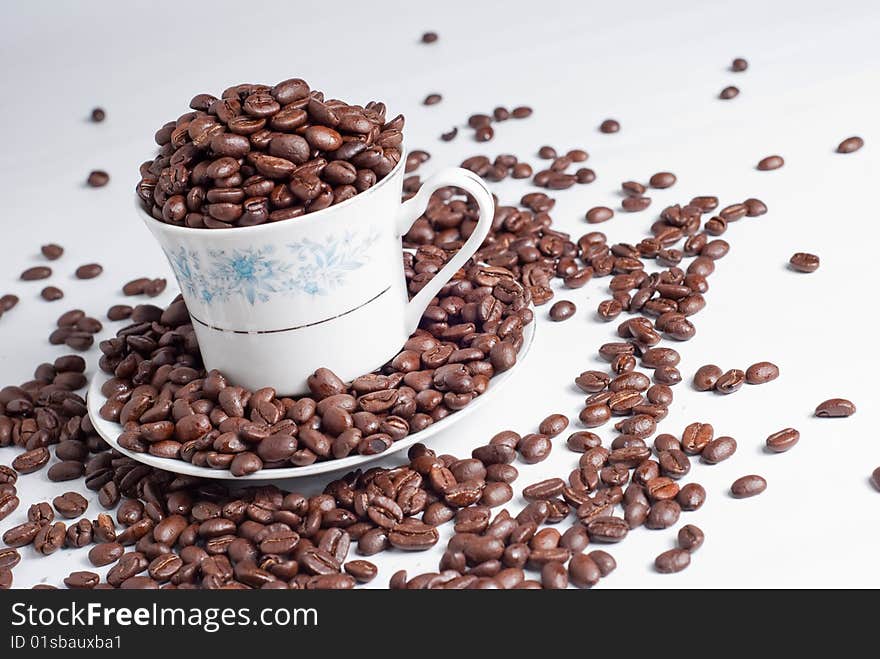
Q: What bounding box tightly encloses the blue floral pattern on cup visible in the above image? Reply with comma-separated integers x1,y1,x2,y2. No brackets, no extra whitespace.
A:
164,229,379,305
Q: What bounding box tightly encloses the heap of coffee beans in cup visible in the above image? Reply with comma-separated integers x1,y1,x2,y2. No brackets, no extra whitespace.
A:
137,78,404,228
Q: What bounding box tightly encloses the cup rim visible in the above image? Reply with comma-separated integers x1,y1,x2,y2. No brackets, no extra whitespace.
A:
137,147,407,236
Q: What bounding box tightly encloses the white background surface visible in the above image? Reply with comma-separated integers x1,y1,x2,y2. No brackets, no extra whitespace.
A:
1,0,878,589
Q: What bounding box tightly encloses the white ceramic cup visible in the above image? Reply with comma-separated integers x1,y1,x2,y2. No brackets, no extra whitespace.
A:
140,154,495,394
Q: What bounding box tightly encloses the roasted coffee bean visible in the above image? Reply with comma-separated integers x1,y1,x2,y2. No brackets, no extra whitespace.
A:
586,206,614,224
75,263,103,279
12,447,50,474
678,524,704,552
599,119,620,133
568,554,600,588
681,422,713,455
714,369,744,394
87,170,110,187
586,516,628,543
836,136,864,153
34,521,66,554
107,305,133,320
588,550,616,577
0,548,20,570
719,86,739,99
765,428,799,453
871,467,880,492
65,571,100,589
21,266,52,281
731,475,767,498
701,436,737,464
757,155,784,171
518,434,552,463
692,364,722,392
649,172,676,188
41,286,63,301
655,548,690,573
421,31,438,43
815,398,856,418
731,57,748,71
676,483,706,510
745,361,779,384
423,93,442,106
53,491,89,518
622,196,651,212
549,300,576,321
47,460,85,481
789,253,820,273
1,294,19,311
344,560,378,583
566,431,601,452
0,493,19,521
41,243,64,260
538,414,569,437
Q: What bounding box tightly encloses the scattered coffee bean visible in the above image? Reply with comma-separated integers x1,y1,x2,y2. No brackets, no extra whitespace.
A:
655,548,690,573
40,286,63,301
649,172,676,188
693,364,722,391
731,57,748,72
87,170,110,187
41,244,64,260
789,252,819,273
1,294,18,312
423,94,442,105
421,31,438,43
586,206,614,224
730,475,767,498
622,196,651,212
871,467,880,492
814,398,856,418
549,300,576,321
53,491,89,518
745,361,779,384
441,127,458,141
107,304,133,321
676,483,706,511
765,428,799,453
75,263,103,279
600,119,620,133
836,136,864,154
20,266,52,281
714,369,744,395
91,108,106,122
677,524,704,552
757,155,784,171
720,86,739,99
701,436,737,464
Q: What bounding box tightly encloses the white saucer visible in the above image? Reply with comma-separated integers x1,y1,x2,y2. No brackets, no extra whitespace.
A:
86,319,535,480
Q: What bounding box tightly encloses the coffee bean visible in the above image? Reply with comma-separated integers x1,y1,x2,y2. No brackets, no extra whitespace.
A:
693,364,722,391
678,524,704,552
421,31,438,43
568,553,600,588
0,492,19,521
714,369,744,395
719,86,739,99
47,460,85,481
600,119,620,133
836,136,864,153
65,571,100,589
87,170,110,187
766,428,799,453
549,300,576,321
40,286,63,301
518,434,552,464
745,361,779,385
872,467,880,492
511,106,533,118
586,206,614,224
619,195,653,215
34,521,66,555
586,516,628,543
538,414,569,438
757,155,784,171
655,548,690,573
789,252,819,273
107,304,133,320
731,57,748,71
676,483,706,511
91,107,106,122
815,398,856,417
649,172,676,188
731,474,767,498
587,550,616,576
344,560,378,583
700,436,737,464
646,500,680,529
576,168,595,183
75,263,103,279
41,243,64,260
681,422,713,454
423,94,442,106
12,447,50,474
20,266,52,281
53,491,89,518
0,548,20,570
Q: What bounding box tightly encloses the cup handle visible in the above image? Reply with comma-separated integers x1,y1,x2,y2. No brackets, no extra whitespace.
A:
396,167,495,334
